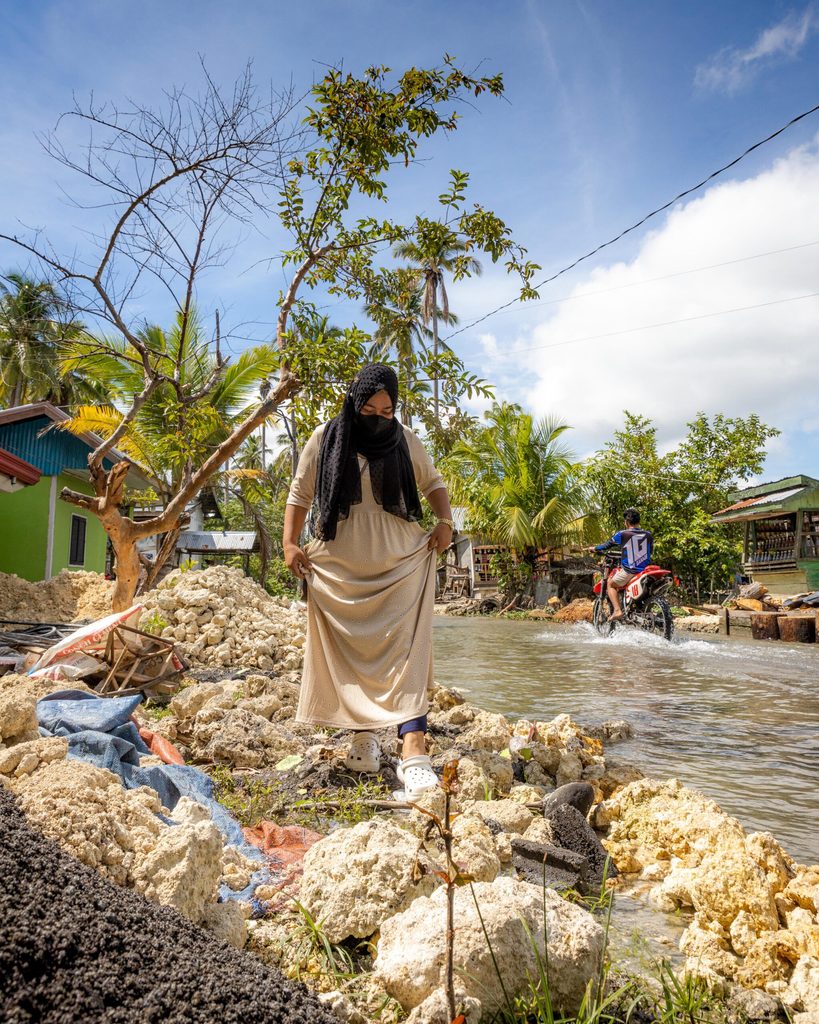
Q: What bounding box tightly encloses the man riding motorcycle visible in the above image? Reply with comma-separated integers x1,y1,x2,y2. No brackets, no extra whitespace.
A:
589,508,653,621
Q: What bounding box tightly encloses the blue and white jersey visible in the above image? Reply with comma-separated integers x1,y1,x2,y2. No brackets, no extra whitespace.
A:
596,528,654,572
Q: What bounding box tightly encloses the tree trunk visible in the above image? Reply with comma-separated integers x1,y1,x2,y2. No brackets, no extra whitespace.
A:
750,612,779,641
431,285,439,427
110,524,142,613
290,409,299,474
137,515,190,595
777,615,816,644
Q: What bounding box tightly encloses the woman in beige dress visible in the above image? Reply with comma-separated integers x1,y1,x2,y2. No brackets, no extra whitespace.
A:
283,364,454,799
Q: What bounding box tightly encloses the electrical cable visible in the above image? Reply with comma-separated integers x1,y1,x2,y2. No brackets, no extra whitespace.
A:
477,239,819,316
443,99,819,342
500,289,819,355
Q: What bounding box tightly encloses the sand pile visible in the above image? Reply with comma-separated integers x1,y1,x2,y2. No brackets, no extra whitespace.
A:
553,598,595,624
0,786,340,1024
0,569,114,624
140,566,305,671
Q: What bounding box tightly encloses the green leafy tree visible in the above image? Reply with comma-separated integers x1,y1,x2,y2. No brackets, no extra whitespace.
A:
444,402,587,550
61,309,278,588
2,60,539,609
583,411,780,599
365,267,457,426
0,273,103,407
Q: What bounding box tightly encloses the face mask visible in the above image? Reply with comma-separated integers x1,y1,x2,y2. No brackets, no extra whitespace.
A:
357,412,392,436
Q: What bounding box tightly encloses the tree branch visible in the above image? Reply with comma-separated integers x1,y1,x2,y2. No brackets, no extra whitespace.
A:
132,372,299,538
275,244,333,353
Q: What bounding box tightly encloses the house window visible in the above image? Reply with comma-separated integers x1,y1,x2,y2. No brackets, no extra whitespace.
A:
69,515,87,566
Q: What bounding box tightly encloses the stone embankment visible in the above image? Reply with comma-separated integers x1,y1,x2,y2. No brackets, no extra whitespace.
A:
596,779,819,1018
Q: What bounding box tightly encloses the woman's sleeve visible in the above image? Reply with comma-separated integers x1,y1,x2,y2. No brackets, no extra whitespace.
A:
405,429,446,497
286,426,323,509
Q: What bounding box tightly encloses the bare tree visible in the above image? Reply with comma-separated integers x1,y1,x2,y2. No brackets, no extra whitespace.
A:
1,65,302,609
2,60,542,612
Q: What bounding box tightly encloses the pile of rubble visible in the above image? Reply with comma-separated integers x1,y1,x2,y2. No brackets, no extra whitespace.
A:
597,778,819,1015
140,566,306,671
156,672,307,769
0,787,340,1024
0,674,254,948
0,569,114,624
6,646,819,1021
553,598,595,624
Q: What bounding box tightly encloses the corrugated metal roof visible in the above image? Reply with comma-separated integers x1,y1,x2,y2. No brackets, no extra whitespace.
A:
177,531,258,552
0,403,149,486
451,506,468,533
714,486,805,516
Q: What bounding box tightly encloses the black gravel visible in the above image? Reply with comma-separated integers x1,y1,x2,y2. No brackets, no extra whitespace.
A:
0,787,340,1024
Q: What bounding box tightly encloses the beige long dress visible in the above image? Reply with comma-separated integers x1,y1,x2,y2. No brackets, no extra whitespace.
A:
287,423,445,730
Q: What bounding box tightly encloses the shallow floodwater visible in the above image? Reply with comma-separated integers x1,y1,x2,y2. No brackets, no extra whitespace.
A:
433,618,819,865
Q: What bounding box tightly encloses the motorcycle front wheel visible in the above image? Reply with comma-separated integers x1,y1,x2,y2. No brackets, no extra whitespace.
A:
639,596,674,640
592,597,614,637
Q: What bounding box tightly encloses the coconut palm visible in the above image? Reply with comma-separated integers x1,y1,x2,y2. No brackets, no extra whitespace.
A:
0,273,103,407
366,268,457,425
393,222,481,423
61,310,278,491
58,309,279,586
444,402,586,550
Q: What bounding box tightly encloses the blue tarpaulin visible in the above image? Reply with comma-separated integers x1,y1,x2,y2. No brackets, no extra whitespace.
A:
36,689,268,903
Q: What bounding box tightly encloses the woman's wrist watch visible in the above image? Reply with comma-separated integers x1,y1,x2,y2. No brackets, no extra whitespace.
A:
436,517,455,530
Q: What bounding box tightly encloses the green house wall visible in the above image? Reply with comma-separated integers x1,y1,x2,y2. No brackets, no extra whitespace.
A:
0,473,107,581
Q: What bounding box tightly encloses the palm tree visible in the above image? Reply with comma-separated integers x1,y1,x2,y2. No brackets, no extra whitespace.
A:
444,402,587,551
0,273,102,407
59,309,279,586
366,268,458,426
393,222,481,424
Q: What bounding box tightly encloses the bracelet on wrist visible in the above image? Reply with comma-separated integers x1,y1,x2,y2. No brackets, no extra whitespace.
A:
436,517,455,530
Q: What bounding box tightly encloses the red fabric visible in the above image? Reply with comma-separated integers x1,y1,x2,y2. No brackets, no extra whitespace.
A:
243,822,325,908
137,726,185,766
243,822,324,865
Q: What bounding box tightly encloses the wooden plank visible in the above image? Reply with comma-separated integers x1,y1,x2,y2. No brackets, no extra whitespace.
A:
777,615,816,643
751,613,779,640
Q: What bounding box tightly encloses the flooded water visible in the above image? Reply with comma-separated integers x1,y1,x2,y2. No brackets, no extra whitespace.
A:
433,618,819,865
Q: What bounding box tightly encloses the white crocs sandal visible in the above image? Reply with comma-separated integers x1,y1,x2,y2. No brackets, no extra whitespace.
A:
396,755,439,800
344,731,381,773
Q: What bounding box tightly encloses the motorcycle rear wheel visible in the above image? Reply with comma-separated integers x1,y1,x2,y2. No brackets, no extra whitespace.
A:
592,597,614,637
639,596,674,640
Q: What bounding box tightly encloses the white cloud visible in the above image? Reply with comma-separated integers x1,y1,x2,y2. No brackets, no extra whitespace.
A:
696,8,816,93
470,137,819,462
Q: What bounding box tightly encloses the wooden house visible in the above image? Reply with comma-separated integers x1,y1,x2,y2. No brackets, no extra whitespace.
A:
0,402,149,581
711,475,819,595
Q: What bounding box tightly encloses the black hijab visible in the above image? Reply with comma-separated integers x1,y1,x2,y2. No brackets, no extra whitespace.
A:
315,364,423,541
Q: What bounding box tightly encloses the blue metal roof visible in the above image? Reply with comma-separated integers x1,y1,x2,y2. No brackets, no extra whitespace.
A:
0,416,113,477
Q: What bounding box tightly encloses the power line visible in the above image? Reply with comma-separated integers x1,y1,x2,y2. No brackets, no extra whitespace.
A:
444,99,819,342
477,239,819,317
506,290,819,354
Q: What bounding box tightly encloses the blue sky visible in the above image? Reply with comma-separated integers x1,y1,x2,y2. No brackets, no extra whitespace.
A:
1,1,819,481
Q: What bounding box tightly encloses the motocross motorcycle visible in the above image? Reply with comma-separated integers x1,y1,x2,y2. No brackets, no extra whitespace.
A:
592,552,674,640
